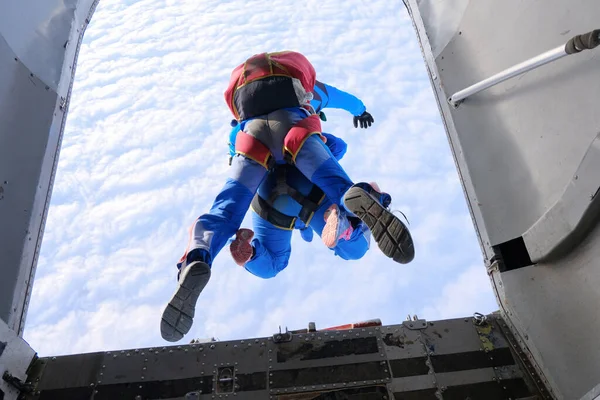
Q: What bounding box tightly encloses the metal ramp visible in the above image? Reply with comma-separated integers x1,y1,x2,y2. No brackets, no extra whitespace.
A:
7,314,545,399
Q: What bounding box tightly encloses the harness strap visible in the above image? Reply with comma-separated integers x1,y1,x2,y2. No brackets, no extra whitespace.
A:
297,185,325,225
251,194,296,230
283,114,323,164
252,168,325,230
235,130,274,169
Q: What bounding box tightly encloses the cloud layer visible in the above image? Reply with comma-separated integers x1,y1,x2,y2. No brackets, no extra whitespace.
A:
24,0,498,356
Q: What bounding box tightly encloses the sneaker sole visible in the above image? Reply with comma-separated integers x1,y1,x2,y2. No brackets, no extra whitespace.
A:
343,187,415,264
160,261,211,342
322,206,341,248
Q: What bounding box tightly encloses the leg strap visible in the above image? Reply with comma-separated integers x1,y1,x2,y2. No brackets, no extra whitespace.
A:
283,114,323,164
235,130,274,169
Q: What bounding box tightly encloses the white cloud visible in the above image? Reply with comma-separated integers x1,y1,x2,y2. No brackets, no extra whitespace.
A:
419,264,499,320
23,0,498,356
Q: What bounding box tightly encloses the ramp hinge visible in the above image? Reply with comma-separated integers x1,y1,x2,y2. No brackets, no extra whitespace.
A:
3,371,33,394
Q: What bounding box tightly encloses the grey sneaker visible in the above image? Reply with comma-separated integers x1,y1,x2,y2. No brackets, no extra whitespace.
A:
343,184,414,264
160,259,211,342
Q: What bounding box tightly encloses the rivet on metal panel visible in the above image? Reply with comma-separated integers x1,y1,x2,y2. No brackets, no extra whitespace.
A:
97,380,102,384
380,354,384,357
143,367,147,371
102,365,106,369
113,355,117,358
149,348,153,351
100,372,104,376
144,359,148,362
90,383,95,387
185,349,188,352
141,352,145,356
141,376,145,380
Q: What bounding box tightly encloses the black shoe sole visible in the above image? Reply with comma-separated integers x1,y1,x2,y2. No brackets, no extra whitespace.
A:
343,186,415,264
160,261,211,342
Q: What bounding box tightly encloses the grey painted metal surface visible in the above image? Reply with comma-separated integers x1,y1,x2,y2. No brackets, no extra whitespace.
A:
406,0,600,398
523,132,600,263
448,29,600,107
0,318,36,400
0,0,98,334
23,315,543,399
581,384,600,400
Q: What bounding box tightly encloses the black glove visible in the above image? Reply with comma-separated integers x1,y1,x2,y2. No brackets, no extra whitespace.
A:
353,111,374,129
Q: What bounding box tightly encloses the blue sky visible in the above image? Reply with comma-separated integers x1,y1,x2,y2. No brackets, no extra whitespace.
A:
23,0,498,356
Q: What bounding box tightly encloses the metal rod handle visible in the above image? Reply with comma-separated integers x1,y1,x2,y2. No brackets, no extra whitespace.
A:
448,29,600,107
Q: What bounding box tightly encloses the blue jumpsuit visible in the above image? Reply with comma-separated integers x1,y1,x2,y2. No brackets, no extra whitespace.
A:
227,82,372,278
178,82,366,271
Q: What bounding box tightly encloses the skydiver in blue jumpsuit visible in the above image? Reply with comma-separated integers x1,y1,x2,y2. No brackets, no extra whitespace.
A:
160,52,414,343
226,81,389,278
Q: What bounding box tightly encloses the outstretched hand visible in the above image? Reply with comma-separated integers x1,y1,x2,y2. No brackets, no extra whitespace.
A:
353,111,374,129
